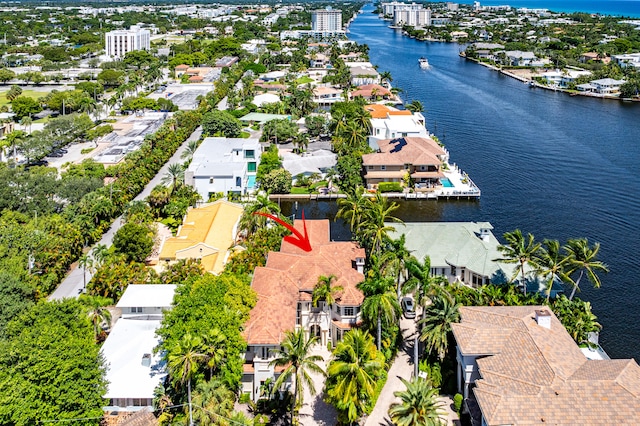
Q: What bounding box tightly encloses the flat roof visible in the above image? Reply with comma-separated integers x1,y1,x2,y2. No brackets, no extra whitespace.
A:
116,284,177,309
101,319,166,399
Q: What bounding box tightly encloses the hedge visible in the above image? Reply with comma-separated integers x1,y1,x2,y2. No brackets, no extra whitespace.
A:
377,182,403,193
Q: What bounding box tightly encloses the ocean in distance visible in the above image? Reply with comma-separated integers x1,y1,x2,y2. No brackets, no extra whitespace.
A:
462,0,640,18
285,3,640,361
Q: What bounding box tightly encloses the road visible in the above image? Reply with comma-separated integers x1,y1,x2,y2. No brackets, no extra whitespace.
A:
48,126,203,300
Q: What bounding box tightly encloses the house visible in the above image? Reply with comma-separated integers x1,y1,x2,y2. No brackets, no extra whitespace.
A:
613,52,640,70
102,284,177,412
451,305,640,425
174,64,189,76
366,105,428,142
362,137,447,190
312,86,344,107
503,50,539,66
306,52,329,68
580,52,610,64
185,137,261,200
590,78,626,95
351,84,391,101
281,149,337,178
241,220,365,401
252,93,281,107
215,56,239,68
260,70,286,82
348,65,380,86
157,200,243,274
388,222,518,287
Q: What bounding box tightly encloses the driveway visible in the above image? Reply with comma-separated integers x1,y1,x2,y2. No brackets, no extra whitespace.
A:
298,345,337,426
48,126,203,300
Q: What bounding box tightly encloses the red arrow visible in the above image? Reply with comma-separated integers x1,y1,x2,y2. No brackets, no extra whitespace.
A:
253,210,312,252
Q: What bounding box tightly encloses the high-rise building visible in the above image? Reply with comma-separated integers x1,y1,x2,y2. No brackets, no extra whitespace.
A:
105,25,151,59
311,7,342,32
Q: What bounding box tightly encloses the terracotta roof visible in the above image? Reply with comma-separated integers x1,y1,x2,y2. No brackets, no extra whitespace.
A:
351,84,391,98
362,137,445,167
453,306,640,425
188,75,203,82
243,219,365,345
175,64,189,70
364,104,394,119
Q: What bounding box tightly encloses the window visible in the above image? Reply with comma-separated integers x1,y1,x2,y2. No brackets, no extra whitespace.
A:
451,265,456,276
368,165,374,170
380,165,386,171
261,347,270,358
244,150,255,159
248,162,256,172
209,177,214,184
420,165,426,171
130,307,142,313
336,305,341,315
343,307,355,316
236,176,242,187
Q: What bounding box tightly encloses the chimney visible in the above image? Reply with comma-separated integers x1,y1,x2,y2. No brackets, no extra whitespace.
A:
479,227,491,242
535,309,551,329
355,257,365,274
141,353,151,367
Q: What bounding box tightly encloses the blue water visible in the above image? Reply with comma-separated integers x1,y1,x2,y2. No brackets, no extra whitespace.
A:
441,178,454,188
464,0,640,17
282,4,640,360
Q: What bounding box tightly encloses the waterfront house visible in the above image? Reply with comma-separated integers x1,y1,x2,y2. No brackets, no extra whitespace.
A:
157,200,243,275
312,85,344,107
185,137,261,200
589,78,626,95
504,50,543,67
241,220,365,401
451,305,640,425
102,284,177,412
351,84,391,101
613,52,640,70
580,52,610,64
366,104,428,143
347,65,381,86
362,137,447,190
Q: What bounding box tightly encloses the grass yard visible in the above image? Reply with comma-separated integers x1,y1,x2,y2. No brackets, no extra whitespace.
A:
296,76,314,85
0,89,49,108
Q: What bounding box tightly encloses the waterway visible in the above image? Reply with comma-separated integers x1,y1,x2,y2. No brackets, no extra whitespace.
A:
285,4,640,360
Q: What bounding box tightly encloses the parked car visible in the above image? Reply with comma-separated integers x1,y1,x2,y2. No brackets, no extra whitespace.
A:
48,151,63,157
401,296,416,319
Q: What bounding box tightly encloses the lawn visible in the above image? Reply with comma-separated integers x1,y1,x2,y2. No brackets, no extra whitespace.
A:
296,76,314,85
0,89,49,108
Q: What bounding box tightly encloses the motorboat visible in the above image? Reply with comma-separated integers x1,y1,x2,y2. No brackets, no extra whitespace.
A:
419,57,430,69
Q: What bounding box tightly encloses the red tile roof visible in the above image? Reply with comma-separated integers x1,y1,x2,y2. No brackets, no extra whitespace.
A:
243,220,365,345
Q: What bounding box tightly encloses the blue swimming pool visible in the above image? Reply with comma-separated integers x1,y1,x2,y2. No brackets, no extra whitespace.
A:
247,175,256,188
440,178,454,188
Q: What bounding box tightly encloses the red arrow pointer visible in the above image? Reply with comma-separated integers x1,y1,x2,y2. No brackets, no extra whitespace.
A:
253,210,312,252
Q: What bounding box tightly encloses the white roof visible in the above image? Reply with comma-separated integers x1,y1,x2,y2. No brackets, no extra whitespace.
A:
252,93,280,107
101,319,166,399
116,284,177,309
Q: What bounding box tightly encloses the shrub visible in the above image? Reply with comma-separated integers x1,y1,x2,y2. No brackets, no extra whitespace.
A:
453,393,463,415
377,182,402,193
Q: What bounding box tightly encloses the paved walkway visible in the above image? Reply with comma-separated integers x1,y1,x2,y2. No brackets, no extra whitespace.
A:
364,316,458,426
48,126,203,300
298,345,337,426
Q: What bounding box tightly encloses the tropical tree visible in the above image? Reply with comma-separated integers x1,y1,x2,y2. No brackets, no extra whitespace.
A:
238,193,281,237
202,328,227,379
361,192,403,255
161,163,185,193
381,234,415,294
389,377,445,426
325,329,385,424
79,294,113,342
404,256,448,316
270,328,325,424
336,185,367,232
534,239,573,303
167,333,206,426
495,229,541,295
191,379,235,426
564,238,609,300
406,100,424,113
180,139,201,162
78,253,94,290
379,70,393,86
419,292,461,361
359,277,402,351
312,274,343,308
91,243,110,268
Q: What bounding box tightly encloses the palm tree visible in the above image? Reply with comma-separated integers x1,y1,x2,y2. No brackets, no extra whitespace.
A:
380,234,415,295
78,253,94,290
564,238,609,300
80,295,113,341
180,139,201,162
359,277,402,351
325,329,385,424
202,328,226,379
406,100,424,113
389,377,445,426
312,274,343,308
161,163,185,193
495,229,541,295
19,116,32,134
379,70,393,86
167,333,206,426
419,292,461,361
336,185,367,233
404,256,448,317
270,328,325,424
361,192,403,255
238,194,281,237
191,379,235,426
534,239,573,303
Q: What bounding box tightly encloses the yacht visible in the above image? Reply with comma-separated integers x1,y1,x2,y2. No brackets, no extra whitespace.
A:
419,57,430,69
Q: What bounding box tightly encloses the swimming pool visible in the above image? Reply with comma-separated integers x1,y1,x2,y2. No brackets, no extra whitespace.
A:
247,175,256,188
440,178,454,188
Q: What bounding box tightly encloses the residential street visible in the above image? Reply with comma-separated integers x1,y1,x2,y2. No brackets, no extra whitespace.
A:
48,126,203,300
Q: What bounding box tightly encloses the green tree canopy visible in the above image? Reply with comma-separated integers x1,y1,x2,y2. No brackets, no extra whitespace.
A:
112,222,155,263
202,110,242,137
11,95,42,120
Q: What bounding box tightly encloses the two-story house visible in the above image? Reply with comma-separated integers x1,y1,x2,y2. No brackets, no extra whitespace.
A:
451,306,640,425
241,220,365,401
102,284,177,412
366,105,428,143
362,137,448,190
185,137,261,200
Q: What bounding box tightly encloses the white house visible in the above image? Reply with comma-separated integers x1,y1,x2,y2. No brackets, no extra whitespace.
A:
369,111,428,143
347,64,381,86
504,50,540,67
613,52,640,69
590,77,626,95
241,220,365,402
102,284,177,412
185,137,261,200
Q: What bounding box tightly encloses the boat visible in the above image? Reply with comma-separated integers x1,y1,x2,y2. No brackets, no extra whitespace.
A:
419,57,430,69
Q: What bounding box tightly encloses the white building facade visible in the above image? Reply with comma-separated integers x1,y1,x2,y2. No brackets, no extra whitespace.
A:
311,8,342,32
105,25,150,59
